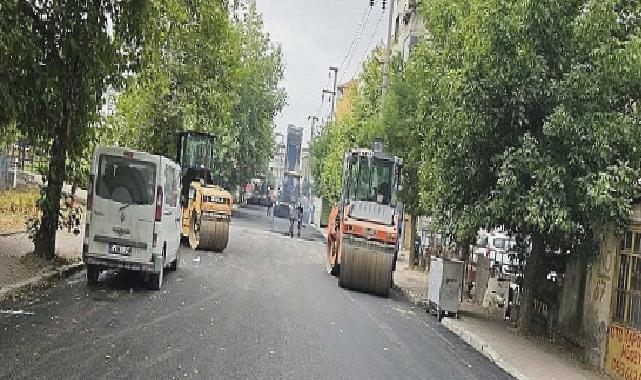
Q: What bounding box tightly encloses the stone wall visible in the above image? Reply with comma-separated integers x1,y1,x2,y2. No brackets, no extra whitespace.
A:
556,204,641,371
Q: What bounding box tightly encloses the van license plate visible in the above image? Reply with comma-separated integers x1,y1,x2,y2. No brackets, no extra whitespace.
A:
109,244,132,255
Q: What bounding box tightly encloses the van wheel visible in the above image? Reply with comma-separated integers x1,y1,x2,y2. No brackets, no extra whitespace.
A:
169,248,180,271
148,266,163,290
87,264,100,285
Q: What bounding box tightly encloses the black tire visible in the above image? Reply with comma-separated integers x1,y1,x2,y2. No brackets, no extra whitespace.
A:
86,264,100,285
148,249,165,290
148,266,163,290
189,211,200,250
169,247,180,271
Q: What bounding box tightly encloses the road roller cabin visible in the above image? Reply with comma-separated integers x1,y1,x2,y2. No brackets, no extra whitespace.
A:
83,146,182,290
176,131,233,252
326,142,403,297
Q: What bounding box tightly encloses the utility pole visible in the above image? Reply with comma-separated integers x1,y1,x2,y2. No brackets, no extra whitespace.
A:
322,66,339,123
329,66,339,120
322,89,335,122
307,115,319,142
381,0,395,98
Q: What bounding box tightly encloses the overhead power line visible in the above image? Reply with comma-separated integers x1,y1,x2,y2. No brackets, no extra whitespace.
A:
347,7,385,81
337,2,373,72
340,5,373,83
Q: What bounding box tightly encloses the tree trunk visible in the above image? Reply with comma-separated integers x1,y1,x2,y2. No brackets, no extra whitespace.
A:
459,239,471,298
408,213,418,269
517,232,546,331
34,115,71,260
459,239,471,261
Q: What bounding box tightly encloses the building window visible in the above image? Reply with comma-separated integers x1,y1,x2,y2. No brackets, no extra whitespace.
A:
614,229,641,329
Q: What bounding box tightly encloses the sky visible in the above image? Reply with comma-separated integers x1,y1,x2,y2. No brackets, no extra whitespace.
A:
255,0,388,146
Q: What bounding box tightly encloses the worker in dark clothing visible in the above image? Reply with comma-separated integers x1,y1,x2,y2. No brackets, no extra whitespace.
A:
296,203,304,238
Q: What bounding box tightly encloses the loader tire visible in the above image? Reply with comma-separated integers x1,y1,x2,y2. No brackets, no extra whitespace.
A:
338,244,393,297
327,238,339,276
189,212,200,250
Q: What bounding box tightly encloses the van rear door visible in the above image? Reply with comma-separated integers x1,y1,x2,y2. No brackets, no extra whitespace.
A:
88,151,158,262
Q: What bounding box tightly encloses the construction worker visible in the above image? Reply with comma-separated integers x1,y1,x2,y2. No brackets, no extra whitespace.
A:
288,203,296,238
296,202,304,237
267,186,274,216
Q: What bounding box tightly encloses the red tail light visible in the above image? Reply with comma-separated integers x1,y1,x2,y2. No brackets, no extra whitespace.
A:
87,175,94,211
155,186,163,222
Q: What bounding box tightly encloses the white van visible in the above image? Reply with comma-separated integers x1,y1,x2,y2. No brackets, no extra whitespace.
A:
82,146,182,290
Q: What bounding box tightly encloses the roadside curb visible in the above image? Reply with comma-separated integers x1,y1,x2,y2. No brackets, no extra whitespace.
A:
0,262,85,302
312,225,327,240
0,231,26,238
440,317,529,380
391,281,427,308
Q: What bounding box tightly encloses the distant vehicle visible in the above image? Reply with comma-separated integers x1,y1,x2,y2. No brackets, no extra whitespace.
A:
274,126,304,218
83,146,182,290
246,176,269,206
274,171,301,218
473,231,519,271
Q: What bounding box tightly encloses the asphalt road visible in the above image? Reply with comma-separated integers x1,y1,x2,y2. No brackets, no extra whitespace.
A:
0,205,512,380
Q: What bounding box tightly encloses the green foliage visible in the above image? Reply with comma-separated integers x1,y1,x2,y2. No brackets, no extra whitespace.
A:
309,50,386,203
104,0,239,157
0,0,147,258
228,1,286,187
312,0,641,254
105,0,284,188
413,0,641,248
310,120,350,202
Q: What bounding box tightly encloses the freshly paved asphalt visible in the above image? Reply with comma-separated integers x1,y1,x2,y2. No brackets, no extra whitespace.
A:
0,205,512,380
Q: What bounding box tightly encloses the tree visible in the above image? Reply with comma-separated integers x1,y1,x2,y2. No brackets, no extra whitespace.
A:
414,0,641,329
382,56,429,266
0,1,146,259
107,0,284,189
309,51,385,203
105,0,241,160
227,0,286,188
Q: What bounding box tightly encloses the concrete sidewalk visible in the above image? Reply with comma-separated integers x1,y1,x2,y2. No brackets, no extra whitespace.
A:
392,250,428,305
443,302,608,380
392,263,609,380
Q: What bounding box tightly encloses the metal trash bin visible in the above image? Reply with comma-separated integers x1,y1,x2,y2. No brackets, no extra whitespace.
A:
427,257,465,321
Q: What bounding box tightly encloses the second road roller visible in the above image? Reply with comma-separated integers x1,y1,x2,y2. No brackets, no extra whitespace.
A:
326,139,403,297
176,131,233,252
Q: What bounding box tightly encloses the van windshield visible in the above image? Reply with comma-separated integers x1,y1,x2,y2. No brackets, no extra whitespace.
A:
96,155,156,205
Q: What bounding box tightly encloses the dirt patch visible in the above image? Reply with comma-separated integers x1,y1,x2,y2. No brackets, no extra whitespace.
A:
0,253,54,288
0,228,83,289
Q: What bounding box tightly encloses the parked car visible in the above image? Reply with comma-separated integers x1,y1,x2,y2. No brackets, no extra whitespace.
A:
83,146,182,290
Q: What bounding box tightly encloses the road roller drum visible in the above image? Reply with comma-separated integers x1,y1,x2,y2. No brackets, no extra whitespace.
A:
189,216,229,252
338,240,394,297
